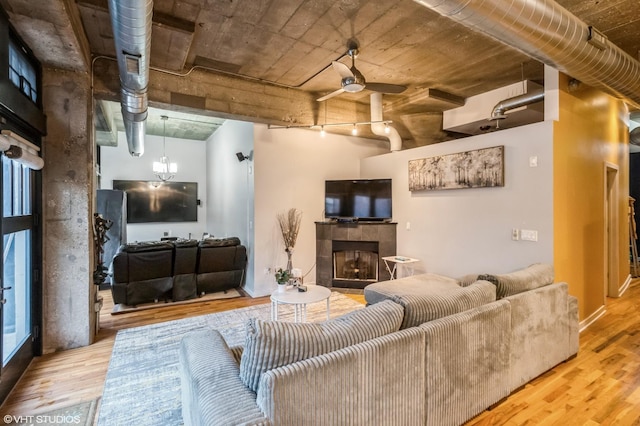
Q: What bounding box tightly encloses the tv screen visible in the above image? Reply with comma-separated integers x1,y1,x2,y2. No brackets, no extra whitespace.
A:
113,180,198,223
325,179,392,221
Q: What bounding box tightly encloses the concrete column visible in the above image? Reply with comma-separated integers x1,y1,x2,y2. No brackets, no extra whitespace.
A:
41,68,95,352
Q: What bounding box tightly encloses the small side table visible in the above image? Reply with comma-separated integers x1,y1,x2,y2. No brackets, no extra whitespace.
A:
382,256,420,280
270,284,331,322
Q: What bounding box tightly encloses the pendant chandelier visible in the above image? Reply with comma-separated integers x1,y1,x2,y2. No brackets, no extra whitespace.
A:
152,115,177,181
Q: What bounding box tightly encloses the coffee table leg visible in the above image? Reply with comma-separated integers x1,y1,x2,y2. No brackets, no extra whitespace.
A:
272,300,278,321
303,304,307,322
326,298,330,320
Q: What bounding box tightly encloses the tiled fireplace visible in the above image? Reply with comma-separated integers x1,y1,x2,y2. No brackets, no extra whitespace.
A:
316,222,397,289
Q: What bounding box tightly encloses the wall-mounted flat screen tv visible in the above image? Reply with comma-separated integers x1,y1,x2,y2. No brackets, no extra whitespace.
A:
113,180,198,223
325,179,392,221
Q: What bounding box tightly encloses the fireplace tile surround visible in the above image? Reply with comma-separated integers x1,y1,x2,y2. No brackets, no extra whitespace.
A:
316,222,397,289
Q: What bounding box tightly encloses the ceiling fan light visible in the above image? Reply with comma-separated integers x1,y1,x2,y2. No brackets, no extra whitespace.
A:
342,76,365,93
352,124,358,135
320,126,326,137
344,83,365,92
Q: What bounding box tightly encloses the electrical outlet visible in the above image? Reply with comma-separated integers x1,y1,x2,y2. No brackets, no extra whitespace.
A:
529,156,538,167
512,228,519,240
521,229,538,241
406,221,411,230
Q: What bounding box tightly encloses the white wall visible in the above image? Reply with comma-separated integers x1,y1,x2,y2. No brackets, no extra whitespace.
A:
101,119,554,293
251,124,390,296
99,131,208,242
360,121,554,277
206,119,255,288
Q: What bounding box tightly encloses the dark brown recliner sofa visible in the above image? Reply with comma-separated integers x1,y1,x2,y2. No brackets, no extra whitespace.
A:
110,237,247,306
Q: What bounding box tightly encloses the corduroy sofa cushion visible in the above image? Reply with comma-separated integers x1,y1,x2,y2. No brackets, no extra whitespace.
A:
239,299,404,392
479,263,554,299
179,329,269,426
364,273,497,329
457,274,480,287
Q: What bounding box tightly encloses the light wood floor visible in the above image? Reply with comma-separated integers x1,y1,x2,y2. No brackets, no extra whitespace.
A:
0,283,639,425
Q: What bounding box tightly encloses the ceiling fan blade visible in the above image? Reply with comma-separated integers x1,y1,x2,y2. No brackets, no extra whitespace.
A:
317,88,345,102
332,61,354,79
365,82,407,94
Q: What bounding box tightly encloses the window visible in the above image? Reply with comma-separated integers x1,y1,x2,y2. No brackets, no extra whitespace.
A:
2,156,31,217
2,230,31,365
8,40,38,104
1,154,34,364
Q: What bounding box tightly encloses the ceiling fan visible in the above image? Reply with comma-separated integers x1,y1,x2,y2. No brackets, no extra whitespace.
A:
316,42,407,102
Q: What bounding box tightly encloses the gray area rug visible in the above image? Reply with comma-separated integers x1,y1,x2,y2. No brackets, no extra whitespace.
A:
97,292,363,426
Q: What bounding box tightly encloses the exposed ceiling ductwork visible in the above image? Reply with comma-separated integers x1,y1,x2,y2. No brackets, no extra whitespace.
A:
490,87,545,122
370,93,402,152
631,127,640,146
107,0,153,157
414,0,640,109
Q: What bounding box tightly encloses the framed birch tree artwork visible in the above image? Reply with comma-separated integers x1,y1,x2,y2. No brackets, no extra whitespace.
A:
408,146,504,191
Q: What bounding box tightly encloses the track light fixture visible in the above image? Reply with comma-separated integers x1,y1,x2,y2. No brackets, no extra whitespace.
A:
267,120,392,135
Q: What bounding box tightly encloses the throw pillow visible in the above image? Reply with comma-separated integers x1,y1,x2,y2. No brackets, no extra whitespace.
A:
239,299,404,392
482,263,555,299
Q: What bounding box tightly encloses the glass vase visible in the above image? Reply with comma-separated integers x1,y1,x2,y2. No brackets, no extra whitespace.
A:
286,248,293,273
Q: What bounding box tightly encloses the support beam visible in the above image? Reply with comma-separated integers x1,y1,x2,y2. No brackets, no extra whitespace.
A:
92,58,382,139
42,68,95,352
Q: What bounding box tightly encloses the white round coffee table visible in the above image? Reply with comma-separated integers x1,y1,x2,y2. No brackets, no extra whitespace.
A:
270,284,331,323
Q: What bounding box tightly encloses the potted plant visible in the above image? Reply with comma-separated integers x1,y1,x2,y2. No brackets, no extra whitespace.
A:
275,268,291,292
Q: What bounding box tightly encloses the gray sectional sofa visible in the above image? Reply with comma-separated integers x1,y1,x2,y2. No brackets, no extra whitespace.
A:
179,263,579,426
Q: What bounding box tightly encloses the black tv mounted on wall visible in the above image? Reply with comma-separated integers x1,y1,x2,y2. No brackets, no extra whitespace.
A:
325,178,392,222
113,180,198,223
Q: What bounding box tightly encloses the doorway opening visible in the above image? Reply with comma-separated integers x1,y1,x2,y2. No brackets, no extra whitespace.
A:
604,162,620,299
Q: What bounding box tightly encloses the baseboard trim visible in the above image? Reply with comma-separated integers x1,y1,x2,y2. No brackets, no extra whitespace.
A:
579,305,606,333
618,274,632,296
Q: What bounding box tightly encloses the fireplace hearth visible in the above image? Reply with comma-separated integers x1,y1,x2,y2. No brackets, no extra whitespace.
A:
316,222,397,289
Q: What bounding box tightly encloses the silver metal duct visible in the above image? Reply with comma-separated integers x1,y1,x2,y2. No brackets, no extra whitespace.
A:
370,93,402,151
631,127,640,146
414,0,640,109
490,87,545,121
107,0,153,157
